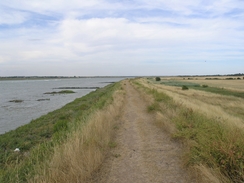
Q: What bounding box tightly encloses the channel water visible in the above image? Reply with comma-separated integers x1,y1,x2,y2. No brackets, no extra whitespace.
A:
0,77,124,134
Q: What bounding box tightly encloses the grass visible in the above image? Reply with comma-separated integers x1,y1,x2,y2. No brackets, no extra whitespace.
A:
36,89,125,182
159,80,244,99
191,86,244,99
182,85,189,90
108,141,117,148
135,78,244,183
0,82,123,183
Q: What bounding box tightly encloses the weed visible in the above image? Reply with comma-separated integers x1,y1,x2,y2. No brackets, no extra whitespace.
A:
113,125,119,130
182,85,189,90
202,85,208,88
109,141,117,148
147,102,160,112
113,154,121,158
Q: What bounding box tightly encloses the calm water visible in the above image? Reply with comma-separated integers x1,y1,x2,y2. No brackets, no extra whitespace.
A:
0,77,124,134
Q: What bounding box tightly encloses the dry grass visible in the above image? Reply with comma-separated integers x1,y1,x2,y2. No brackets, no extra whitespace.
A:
194,165,231,183
158,76,244,91
141,79,244,129
30,90,125,183
136,78,244,183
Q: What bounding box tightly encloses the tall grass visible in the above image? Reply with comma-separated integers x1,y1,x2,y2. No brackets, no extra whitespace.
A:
0,82,124,183
134,79,244,183
33,89,125,182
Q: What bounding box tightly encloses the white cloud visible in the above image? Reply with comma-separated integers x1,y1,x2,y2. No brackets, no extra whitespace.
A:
0,1,243,76
0,8,29,25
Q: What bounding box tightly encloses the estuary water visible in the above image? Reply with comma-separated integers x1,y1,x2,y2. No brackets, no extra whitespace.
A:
0,77,124,134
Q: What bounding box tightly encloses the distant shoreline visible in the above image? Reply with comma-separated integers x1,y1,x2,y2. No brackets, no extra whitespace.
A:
0,76,132,81
0,73,243,81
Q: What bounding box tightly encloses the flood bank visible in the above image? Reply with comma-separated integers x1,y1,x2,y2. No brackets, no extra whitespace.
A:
0,81,123,183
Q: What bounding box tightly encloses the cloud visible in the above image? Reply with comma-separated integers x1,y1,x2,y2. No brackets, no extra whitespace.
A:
0,0,243,76
0,7,29,25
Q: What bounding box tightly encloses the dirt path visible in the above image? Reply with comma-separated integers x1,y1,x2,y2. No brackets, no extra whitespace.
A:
90,80,196,183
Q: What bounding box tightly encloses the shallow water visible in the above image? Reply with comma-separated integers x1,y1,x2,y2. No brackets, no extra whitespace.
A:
0,77,124,134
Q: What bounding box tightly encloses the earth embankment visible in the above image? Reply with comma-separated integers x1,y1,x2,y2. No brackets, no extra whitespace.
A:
90,80,196,183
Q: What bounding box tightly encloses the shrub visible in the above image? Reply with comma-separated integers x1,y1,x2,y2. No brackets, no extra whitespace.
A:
182,85,189,90
155,77,161,81
202,85,208,88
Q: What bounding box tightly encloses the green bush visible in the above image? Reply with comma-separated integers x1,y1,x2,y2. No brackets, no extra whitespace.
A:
182,85,189,90
155,77,161,81
202,85,208,88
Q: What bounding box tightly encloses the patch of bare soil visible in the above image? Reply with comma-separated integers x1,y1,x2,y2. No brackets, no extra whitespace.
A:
89,80,196,183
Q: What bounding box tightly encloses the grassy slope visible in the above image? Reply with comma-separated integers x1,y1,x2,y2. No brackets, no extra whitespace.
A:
135,78,244,183
0,82,122,182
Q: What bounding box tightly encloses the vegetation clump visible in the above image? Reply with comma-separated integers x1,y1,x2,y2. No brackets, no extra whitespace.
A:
44,90,75,94
9,100,23,103
155,77,161,81
182,85,189,90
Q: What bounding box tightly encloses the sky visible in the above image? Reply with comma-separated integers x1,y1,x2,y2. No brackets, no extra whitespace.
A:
0,0,243,76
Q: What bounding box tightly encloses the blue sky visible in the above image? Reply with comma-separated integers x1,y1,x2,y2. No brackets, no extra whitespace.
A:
0,0,243,76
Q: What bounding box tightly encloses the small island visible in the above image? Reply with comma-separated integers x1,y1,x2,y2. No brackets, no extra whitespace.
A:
44,90,75,94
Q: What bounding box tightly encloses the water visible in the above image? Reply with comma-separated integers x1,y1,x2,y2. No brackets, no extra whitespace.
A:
0,77,124,134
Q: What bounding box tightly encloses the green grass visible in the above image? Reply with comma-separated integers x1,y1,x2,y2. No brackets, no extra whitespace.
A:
160,80,200,87
191,86,244,99
173,107,244,182
0,82,121,183
158,80,244,99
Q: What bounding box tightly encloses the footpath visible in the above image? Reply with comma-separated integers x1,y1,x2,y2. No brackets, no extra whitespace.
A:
90,80,196,183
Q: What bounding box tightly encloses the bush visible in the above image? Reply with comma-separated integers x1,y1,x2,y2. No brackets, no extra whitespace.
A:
202,85,208,88
182,85,189,90
155,77,161,81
